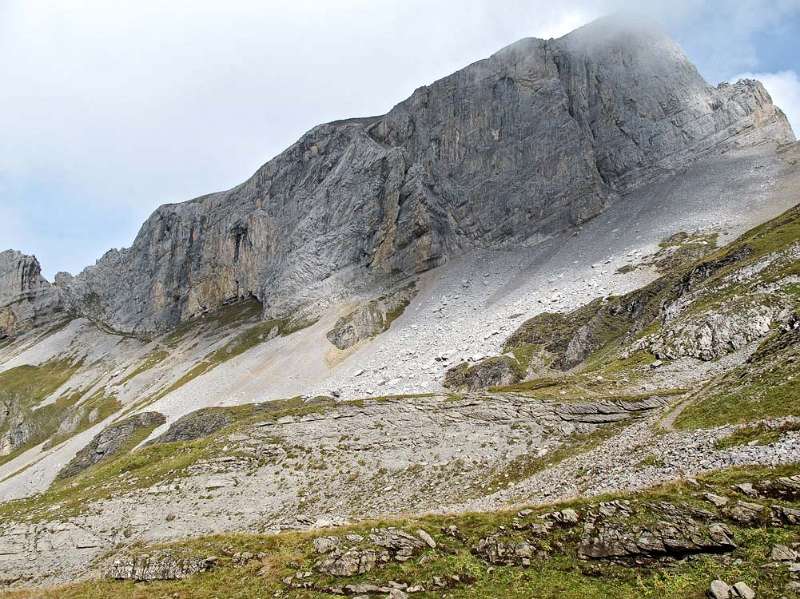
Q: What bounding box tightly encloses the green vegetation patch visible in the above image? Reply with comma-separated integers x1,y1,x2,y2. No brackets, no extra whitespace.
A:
0,358,88,466
675,323,800,429
715,421,800,450
650,231,719,273
120,349,170,384
490,370,685,403
475,423,625,496
0,358,81,404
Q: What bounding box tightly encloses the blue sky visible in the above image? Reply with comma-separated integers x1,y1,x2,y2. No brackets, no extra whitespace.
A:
1,0,799,279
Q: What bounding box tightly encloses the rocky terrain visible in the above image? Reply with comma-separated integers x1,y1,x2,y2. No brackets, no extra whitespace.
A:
0,16,799,599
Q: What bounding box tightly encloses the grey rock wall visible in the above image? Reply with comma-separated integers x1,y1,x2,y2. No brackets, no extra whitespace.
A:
0,250,62,338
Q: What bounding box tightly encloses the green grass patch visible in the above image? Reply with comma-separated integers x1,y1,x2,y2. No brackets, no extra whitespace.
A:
676,377,800,430
714,421,800,450
491,372,685,403
478,423,625,494
637,454,666,468
0,358,81,404
0,358,85,466
120,349,170,384
675,333,800,430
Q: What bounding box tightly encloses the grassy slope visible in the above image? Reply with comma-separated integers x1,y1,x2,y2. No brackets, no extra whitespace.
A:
0,397,336,524
501,204,800,429
4,465,799,599
0,358,92,467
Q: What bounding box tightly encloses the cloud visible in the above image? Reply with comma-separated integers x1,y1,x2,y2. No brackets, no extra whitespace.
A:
734,70,800,138
0,0,798,277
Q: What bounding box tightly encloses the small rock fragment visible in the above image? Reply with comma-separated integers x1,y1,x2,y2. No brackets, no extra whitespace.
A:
770,544,797,561
708,579,731,599
703,493,729,507
313,536,341,555
731,581,755,599
416,529,436,549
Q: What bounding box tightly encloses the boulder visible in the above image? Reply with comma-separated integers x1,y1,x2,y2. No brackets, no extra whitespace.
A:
313,527,427,577
443,356,523,391
578,503,735,561
708,579,731,599
755,475,800,500
327,284,416,350
107,552,211,581
726,501,769,525
416,529,436,549
313,536,342,555
771,504,800,525
731,581,755,599
149,408,233,444
770,544,797,561
473,533,536,566
315,548,378,577
703,493,729,508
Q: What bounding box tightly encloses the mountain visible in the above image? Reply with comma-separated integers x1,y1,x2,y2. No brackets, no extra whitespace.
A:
0,17,799,597
3,18,791,336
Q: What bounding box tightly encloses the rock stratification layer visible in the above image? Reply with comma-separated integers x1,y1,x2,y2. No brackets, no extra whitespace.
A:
11,18,797,334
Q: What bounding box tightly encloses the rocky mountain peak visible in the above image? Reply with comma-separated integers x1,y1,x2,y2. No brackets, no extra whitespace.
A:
0,250,62,338
5,19,796,336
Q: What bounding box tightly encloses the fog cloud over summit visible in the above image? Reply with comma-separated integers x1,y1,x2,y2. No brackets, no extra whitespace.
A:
1,0,798,277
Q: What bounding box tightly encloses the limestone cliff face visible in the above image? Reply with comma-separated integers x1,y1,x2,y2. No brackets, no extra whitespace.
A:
0,251,62,338
47,19,797,333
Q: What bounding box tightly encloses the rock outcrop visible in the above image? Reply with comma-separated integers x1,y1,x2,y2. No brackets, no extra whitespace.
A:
327,283,416,350
648,299,792,360
148,408,233,445
57,412,166,479
0,251,63,338
576,502,736,561
47,17,793,334
443,356,524,391
107,552,213,581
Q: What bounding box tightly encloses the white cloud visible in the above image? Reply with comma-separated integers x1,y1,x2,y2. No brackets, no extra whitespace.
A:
734,70,800,138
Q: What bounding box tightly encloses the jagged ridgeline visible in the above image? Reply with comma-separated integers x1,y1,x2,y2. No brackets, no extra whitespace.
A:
0,16,799,598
